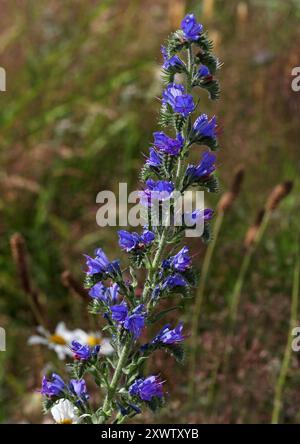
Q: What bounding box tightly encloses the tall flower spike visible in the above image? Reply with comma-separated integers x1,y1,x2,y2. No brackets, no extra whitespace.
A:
40,12,221,424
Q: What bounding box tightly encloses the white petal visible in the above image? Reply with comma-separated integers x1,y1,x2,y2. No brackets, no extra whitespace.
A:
100,339,114,355
49,344,71,360
28,336,48,345
55,322,71,338
51,399,78,424
36,326,49,337
71,329,89,343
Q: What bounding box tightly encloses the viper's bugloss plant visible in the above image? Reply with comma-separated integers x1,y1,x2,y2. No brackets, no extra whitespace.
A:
40,13,221,424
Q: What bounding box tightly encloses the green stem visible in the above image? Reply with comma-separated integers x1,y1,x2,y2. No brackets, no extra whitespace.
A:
229,248,252,324
271,244,299,424
97,340,131,424
186,46,193,93
188,210,224,401
142,228,168,303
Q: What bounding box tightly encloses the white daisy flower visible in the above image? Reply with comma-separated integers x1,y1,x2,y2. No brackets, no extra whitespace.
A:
28,322,73,360
72,329,114,356
51,399,79,424
28,323,114,359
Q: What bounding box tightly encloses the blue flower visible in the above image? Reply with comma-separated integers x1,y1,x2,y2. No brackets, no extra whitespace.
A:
153,131,184,156
124,305,145,339
69,379,89,401
111,302,128,323
141,229,155,245
169,246,192,272
146,148,162,168
192,114,217,139
84,248,120,277
162,82,184,105
161,45,184,71
174,95,195,117
162,83,195,117
163,274,187,290
107,283,120,304
184,208,214,226
118,231,140,252
181,14,203,41
198,64,211,78
111,303,146,339
139,180,174,207
129,376,164,401
88,282,119,304
145,179,175,194
186,151,216,181
88,282,107,300
71,340,100,361
163,247,191,272
41,373,65,397
152,322,185,345
118,229,155,252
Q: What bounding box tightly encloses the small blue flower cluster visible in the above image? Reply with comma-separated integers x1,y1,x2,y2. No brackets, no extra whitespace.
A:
41,373,89,404
40,13,221,424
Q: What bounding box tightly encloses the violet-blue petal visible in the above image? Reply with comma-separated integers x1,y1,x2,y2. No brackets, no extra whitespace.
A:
111,302,128,323
129,376,164,401
71,340,92,361
40,373,65,397
181,13,203,41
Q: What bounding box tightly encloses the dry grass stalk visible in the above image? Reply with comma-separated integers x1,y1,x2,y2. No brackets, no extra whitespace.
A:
61,270,89,301
10,233,46,326
244,209,265,250
1,173,41,194
218,166,245,212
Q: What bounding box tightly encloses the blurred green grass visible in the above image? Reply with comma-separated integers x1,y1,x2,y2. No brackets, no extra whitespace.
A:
0,0,299,423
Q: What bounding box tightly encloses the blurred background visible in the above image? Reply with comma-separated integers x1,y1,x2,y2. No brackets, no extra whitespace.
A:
0,0,300,424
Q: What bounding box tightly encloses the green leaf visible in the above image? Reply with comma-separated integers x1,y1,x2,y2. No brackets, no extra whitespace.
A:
149,306,180,323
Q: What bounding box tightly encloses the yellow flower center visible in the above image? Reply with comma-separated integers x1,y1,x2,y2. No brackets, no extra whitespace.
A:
59,419,73,424
87,336,101,347
49,334,67,345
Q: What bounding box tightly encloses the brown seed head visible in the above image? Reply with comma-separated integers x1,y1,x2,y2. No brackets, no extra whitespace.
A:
265,181,293,212
10,233,32,294
218,165,245,212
